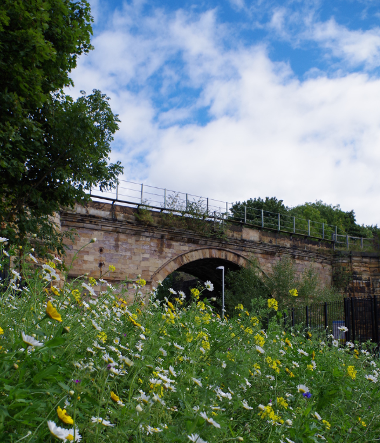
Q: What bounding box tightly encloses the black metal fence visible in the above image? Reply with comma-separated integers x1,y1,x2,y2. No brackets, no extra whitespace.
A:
286,296,380,345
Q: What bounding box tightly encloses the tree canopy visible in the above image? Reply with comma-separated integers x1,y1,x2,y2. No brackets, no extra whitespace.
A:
0,0,123,254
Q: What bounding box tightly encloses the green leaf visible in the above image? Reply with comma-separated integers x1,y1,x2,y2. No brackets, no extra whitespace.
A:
33,364,59,383
43,336,66,348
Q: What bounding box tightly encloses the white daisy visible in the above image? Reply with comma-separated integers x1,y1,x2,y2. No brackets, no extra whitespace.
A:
91,417,115,427
21,332,43,347
204,281,214,291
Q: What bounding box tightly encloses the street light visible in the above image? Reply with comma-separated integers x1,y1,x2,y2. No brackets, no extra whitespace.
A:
216,266,225,320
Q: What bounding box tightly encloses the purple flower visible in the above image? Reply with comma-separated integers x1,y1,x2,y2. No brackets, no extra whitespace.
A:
75,379,81,384
303,392,312,398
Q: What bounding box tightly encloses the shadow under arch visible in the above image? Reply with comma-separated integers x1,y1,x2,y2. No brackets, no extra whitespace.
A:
151,247,249,293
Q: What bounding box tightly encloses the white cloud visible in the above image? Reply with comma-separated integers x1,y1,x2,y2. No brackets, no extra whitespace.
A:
70,4,380,225
311,18,380,69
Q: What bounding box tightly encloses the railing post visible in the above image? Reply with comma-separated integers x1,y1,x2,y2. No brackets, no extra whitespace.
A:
206,198,209,214
322,222,324,239
278,213,280,231
261,210,264,228
214,211,216,227
346,234,349,249
293,216,295,234
244,205,246,224
324,302,328,330
89,187,92,196
186,193,188,210
116,183,119,200
351,298,356,342
335,226,338,242
374,295,379,345
164,189,167,209
361,237,363,249
306,305,309,329
308,220,310,236
141,183,144,204
291,308,295,327
344,298,351,342
226,202,228,214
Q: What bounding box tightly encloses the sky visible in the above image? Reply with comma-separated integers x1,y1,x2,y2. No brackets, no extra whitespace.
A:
69,0,380,226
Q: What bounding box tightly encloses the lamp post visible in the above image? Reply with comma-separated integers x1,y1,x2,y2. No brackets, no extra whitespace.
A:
216,266,225,320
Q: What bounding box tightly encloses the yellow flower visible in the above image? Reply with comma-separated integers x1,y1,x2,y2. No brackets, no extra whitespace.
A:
47,261,56,269
136,278,146,287
57,406,74,425
347,366,357,379
0,327,3,335
51,286,60,296
111,391,120,402
190,288,200,299
254,334,265,347
98,331,107,343
186,333,193,342
358,417,366,427
89,277,97,286
46,301,62,322
322,420,331,430
250,316,259,326
277,397,288,409
307,364,314,371
109,265,116,272
289,288,298,297
267,299,278,311
235,304,244,310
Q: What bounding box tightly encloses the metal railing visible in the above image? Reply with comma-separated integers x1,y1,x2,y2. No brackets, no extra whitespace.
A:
89,180,374,248
286,296,380,345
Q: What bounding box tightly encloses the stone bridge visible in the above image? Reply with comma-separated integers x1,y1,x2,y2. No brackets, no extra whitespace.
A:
59,200,380,297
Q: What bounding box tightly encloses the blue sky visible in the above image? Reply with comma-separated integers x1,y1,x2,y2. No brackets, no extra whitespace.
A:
69,0,380,225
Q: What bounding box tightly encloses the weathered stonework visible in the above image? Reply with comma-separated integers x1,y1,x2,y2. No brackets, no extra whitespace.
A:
59,201,380,297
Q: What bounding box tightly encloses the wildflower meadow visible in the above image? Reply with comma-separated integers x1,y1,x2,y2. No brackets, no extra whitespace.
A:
0,238,379,443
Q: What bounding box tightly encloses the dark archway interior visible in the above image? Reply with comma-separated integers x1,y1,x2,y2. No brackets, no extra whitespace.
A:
175,258,241,295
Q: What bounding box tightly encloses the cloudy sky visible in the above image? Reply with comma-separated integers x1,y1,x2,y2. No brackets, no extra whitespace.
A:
69,0,380,226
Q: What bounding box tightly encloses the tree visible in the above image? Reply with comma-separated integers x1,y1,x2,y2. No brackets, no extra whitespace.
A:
0,0,123,254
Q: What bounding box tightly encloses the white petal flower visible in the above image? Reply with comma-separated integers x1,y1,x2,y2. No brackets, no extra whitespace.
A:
312,412,322,420
242,400,253,410
255,345,265,354
297,384,309,394
204,281,214,291
188,433,207,443
91,417,115,427
22,332,43,347
192,377,202,387
47,421,81,441
0,237,9,243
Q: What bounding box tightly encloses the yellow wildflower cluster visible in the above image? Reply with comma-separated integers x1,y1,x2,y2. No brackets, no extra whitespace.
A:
97,332,107,343
235,304,244,310
267,299,278,311
72,289,82,306
289,288,298,297
250,316,259,326
266,356,281,373
258,405,284,425
254,334,265,347
285,368,295,377
88,277,97,286
190,288,200,299
277,397,288,409
347,365,357,379
136,278,146,287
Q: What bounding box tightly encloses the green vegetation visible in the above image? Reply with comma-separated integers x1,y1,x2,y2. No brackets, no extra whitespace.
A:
231,199,379,239
0,0,122,256
224,257,342,316
1,240,379,443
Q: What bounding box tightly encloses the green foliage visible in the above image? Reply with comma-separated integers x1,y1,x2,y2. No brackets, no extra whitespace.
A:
0,242,379,442
160,193,228,239
226,257,342,315
0,0,123,255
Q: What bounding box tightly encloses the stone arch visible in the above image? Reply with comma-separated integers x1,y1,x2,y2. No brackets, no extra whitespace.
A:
150,247,249,289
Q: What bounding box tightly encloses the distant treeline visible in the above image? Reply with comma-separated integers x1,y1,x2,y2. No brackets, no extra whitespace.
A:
231,198,379,239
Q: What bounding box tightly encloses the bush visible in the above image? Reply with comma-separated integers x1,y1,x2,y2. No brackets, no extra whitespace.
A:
0,240,379,442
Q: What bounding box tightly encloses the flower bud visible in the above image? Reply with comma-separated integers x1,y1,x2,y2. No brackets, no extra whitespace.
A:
136,404,143,412
13,363,19,370
90,238,97,243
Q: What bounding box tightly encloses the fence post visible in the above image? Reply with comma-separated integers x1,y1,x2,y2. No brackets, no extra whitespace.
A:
306,305,309,329
351,298,356,342
291,308,295,327
226,202,228,214
164,189,167,209
89,187,92,196
206,197,209,214
344,298,351,342
361,237,363,249
335,226,338,242
244,205,246,224
324,302,328,330
116,183,119,200
141,183,144,204
374,295,379,345
214,211,216,228
186,194,188,210
346,235,349,249
278,213,280,231
322,222,324,239
293,217,296,234
308,220,310,236
261,210,264,228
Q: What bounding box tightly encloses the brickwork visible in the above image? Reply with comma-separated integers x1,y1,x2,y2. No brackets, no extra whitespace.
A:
58,201,380,297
